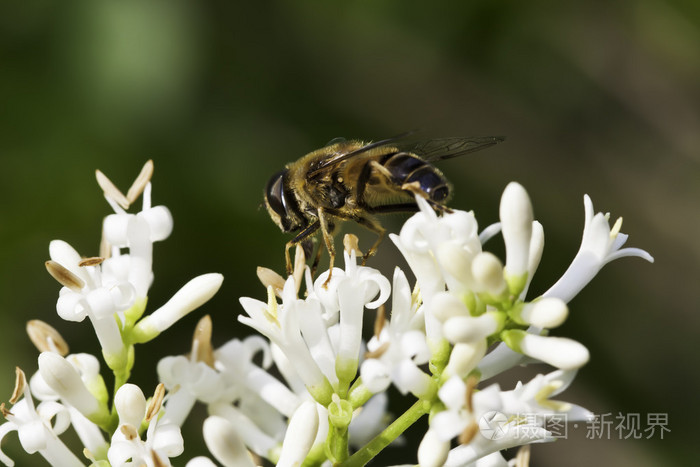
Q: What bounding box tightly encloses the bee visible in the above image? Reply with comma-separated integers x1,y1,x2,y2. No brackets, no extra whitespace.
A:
264,134,504,282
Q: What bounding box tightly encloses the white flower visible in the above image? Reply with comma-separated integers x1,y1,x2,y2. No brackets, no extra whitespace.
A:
10,161,654,467
502,331,590,370
391,196,482,344
498,370,593,421
499,182,533,291
292,290,341,389
512,297,568,329
443,341,488,380
544,194,653,302
49,240,132,356
29,353,108,457
471,252,507,296
101,181,173,298
201,416,256,467
391,196,482,298
418,428,450,467
428,376,479,443
157,353,225,426
360,268,432,397
207,402,280,459
37,352,108,424
478,194,652,380
276,401,319,467
433,369,592,466
215,336,301,419
239,280,333,403
314,250,390,385
186,457,219,467
132,273,224,342
428,292,503,357
108,384,184,467
0,369,83,467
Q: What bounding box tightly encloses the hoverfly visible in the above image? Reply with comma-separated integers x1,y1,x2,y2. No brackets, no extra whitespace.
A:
264,134,504,283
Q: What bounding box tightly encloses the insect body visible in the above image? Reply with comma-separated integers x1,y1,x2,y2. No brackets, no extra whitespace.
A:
264,135,504,281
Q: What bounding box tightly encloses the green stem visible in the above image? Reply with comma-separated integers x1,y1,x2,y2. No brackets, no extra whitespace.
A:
327,425,349,464
339,399,431,467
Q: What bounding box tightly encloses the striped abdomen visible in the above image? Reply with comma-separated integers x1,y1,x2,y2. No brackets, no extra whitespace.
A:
382,152,451,202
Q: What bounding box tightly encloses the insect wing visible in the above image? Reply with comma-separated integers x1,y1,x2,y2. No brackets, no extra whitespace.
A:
404,136,505,162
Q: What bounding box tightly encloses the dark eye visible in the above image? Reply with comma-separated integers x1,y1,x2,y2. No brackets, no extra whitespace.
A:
265,169,289,219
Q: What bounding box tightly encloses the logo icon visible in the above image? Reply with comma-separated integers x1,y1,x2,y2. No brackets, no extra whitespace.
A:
479,411,510,440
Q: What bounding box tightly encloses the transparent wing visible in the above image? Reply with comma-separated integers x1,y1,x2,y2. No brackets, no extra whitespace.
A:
402,136,505,162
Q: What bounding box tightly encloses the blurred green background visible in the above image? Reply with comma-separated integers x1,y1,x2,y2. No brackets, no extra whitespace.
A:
0,0,696,465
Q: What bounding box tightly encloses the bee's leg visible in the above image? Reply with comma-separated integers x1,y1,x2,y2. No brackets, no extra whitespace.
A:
369,160,394,179
426,200,453,214
310,240,323,278
355,162,374,205
317,209,336,288
301,238,315,261
355,216,386,266
299,237,322,278
285,221,320,276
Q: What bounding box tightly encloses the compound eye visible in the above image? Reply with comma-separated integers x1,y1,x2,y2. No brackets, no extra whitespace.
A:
265,170,288,220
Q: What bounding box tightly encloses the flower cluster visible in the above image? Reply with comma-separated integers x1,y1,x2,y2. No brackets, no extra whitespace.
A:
1,163,652,467
1,162,222,466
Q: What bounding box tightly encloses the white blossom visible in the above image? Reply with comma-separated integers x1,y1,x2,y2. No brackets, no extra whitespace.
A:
276,401,319,467
215,336,300,419
37,353,107,423
50,240,132,355
238,279,333,403
134,273,224,339
108,384,184,467
499,182,534,287
201,416,256,467
544,194,654,302
6,164,654,467
360,268,432,397
0,370,83,467
157,353,225,426
314,250,390,385
29,353,108,457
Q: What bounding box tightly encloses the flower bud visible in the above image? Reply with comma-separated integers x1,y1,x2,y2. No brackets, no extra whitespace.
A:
500,182,533,293
132,273,223,342
38,353,107,422
430,292,467,322
471,252,506,295
114,384,146,428
516,298,568,328
137,206,173,242
202,416,256,467
277,401,319,467
436,241,476,291
418,429,450,467
443,312,504,344
443,341,487,379
502,331,589,370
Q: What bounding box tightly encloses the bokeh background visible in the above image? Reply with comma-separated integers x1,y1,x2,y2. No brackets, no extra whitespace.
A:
1,1,697,465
